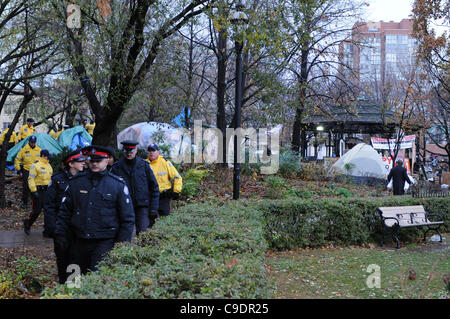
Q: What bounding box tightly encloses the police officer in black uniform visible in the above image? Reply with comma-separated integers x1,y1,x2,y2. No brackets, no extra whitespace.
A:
44,150,85,283
55,146,135,274
110,140,159,236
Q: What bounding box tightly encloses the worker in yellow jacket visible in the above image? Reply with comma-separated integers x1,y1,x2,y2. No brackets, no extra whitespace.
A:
24,149,53,235
18,118,36,141
84,120,95,136
14,135,42,208
55,125,65,139
49,126,58,139
0,125,18,150
146,143,182,222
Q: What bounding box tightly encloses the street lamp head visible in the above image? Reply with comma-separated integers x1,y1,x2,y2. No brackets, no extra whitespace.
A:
230,1,249,25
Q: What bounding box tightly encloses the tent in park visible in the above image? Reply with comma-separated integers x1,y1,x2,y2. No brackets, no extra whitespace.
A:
7,132,63,163
57,126,92,151
117,122,191,158
330,143,387,184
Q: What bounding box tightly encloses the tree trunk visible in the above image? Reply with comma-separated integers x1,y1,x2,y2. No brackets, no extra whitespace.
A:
216,28,227,166
0,89,34,208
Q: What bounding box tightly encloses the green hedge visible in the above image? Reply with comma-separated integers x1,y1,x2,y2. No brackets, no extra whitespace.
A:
42,196,448,298
260,196,449,250
42,201,273,299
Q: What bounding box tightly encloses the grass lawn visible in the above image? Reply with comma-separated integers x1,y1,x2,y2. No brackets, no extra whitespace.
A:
266,238,449,299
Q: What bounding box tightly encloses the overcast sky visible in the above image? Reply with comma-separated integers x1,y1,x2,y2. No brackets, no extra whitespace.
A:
366,0,413,22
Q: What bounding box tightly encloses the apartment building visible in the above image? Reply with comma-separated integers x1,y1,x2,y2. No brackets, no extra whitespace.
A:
343,19,417,88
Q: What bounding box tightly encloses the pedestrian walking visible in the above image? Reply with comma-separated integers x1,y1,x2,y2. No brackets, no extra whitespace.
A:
111,140,159,235
14,135,41,208
44,150,85,283
387,159,413,195
55,145,135,274
146,143,182,225
23,149,53,235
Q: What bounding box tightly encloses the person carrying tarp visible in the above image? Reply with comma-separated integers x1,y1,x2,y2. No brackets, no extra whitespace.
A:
14,135,42,208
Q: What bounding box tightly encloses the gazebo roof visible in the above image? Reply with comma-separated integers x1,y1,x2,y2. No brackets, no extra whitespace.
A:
303,102,396,134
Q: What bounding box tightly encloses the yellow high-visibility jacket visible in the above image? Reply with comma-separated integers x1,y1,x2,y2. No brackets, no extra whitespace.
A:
85,123,95,135
28,157,53,193
146,155,182,193
49,129,58,139
14,144,42,171
18,124,36,141
55,129,64,139
0,128,18,145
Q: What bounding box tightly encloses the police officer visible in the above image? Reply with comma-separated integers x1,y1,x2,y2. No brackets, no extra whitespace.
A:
15,135,41,208
0,124,18,151
111,140,159,235
24,149,53,235
49,125,58,139
146,143,182,222
55,125,65,139
18,118,36,141
55,145,135,274
84,120,95,136
44,150,85,283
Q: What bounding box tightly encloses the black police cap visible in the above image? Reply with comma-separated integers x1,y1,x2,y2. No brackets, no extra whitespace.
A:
64,150,85,163
29,135,37,143
27,118,34,123
121,140,139,147
87,145,113,160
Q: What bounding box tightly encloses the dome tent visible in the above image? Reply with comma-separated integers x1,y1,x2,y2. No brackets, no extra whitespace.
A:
57,125,92,151
331,143,387,181
7,132,63,163
117,122,191,158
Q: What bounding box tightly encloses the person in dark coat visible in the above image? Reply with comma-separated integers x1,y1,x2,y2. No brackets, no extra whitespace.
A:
110,140,159,236
44,150,85,283
55,146,135,274
387,159,413,195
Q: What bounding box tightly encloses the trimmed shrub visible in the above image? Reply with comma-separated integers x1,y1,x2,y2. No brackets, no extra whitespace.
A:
260,196,450,250
42,201,274,299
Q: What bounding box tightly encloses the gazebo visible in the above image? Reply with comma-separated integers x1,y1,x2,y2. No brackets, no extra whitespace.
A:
302,102,396,157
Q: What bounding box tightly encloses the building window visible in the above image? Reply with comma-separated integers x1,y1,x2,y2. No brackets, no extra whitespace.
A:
386,35,397,44
3,122,11,129
386,53,396,62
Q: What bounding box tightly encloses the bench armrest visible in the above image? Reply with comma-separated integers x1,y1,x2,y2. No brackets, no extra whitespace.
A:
382,216,399,227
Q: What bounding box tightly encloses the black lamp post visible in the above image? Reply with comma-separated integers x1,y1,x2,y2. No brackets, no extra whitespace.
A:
231,1,248,200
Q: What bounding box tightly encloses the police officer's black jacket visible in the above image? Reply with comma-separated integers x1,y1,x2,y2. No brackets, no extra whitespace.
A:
55,169,135,242
110,157,159,211
44,170,72,235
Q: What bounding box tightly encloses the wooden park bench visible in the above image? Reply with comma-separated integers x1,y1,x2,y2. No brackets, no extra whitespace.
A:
377,205,445,249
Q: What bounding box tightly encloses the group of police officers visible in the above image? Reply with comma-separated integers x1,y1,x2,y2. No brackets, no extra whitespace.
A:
13,136,182,284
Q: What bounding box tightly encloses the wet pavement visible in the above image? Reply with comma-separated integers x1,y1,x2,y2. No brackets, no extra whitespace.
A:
0,228,53,248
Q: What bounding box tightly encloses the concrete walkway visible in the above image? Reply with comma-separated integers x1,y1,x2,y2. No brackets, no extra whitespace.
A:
0,229,53,248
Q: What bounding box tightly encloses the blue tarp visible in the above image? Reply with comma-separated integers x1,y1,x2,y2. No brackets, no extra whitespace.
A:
57,126,92,151
7,132,63,163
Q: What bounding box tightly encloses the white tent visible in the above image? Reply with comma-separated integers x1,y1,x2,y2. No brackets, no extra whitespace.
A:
117,122,191,158
331,143,387,178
